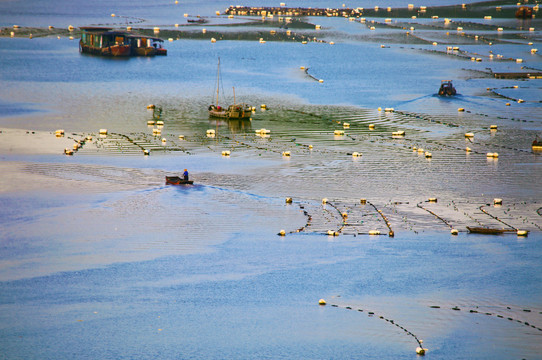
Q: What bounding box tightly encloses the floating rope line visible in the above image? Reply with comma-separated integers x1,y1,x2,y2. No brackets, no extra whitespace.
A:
428,305,542,332
416,201,455,230
326,302,425,349
479,205,517,231
367,201,394,236
324,201,346,235
303,67,321,82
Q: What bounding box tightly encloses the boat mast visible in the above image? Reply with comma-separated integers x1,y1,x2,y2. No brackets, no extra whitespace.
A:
216,57,220,107
233,87,236,105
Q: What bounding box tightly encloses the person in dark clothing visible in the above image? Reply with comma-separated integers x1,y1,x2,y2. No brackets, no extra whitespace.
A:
183,169,189,181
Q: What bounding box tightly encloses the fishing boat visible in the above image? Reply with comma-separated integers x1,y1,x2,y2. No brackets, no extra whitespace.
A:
438,80,457,96
466,227,514,234
80,27,167,57
80,27,131,57
208,58,252,120
165,176,193,185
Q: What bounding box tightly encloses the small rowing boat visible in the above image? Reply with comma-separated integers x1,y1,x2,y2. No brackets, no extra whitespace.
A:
165,176,193,185
466,227,514,234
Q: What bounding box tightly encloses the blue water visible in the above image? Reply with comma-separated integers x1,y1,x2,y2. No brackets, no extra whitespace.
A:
1,0,542,359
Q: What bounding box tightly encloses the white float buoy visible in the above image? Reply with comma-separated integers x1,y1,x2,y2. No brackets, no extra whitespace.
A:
465,132,474,138
425,152,432,158
279,229,286,236
343,123,350,128
221,150,231,156
178,135,185,140
369,230,381,235
282,151,291,157
211,38,216,43
322,198,328,204
352,152,362,157
458,108,465,112
99,129,108,135
517,230,528,237
494,198,502,205
490,125,498,130
451,229,459,235
334,130,345,136
428,197,437,202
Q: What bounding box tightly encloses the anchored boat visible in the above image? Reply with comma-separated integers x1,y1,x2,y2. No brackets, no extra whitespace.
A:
208,58,252,120
80,27,167,57
466,227,515,234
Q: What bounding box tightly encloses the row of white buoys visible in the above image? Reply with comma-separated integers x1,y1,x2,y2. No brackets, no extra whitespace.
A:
334,130,344,136
221,150,231,156
206,129,215,137
153,128,161,136
486,152,499,158
55,129,65,137
369,230,381,235
352,152,362,157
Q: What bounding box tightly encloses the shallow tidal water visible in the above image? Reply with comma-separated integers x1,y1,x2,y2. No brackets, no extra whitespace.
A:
1,0,542,359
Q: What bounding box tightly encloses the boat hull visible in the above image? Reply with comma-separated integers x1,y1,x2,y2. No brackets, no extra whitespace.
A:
165,176,193,185
466,227,513,234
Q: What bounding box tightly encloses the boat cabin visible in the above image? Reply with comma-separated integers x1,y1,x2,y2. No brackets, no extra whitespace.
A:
80,27,167,57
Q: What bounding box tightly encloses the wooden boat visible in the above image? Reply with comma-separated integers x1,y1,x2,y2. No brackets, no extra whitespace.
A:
80,27,131,57
466,227,514,234
209,58,252,120
165,176,193,185
80,27,167,57
438,80,456,96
